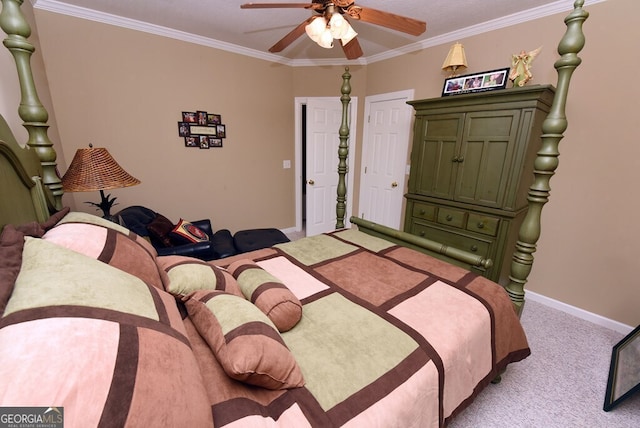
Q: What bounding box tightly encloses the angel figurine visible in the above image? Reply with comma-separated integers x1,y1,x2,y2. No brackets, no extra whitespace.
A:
509,46,542,87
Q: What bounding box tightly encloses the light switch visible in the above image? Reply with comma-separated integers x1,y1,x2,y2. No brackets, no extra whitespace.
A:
283,160,291,169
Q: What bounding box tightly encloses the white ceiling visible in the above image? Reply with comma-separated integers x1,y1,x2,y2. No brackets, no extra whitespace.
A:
32,0,588,65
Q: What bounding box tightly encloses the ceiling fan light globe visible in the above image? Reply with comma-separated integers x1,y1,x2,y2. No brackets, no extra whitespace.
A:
329,13,348,39
305,16,327,42
340,26,358,45
317,29,334,48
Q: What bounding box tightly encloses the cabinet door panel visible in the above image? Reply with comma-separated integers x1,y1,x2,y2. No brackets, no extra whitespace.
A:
410,114,463,198
456,110,520,207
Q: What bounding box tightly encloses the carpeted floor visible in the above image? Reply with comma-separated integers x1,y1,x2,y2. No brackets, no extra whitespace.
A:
448,299,640,427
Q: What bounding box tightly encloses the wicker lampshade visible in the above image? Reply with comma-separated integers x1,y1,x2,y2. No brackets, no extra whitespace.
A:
442,42,468,75
61,145,140,192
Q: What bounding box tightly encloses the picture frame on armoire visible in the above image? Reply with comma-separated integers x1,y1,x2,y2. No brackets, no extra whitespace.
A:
603,324,640,411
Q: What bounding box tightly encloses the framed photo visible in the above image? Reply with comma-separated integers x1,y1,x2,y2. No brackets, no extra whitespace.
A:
208,137,223,148
208,114,221,125
178,122,190,137
199,135,209,149
604,324,640,411
182,111,197,123
442,67,509,96
196,110,208,125
184,136,198,147
216,124,226,138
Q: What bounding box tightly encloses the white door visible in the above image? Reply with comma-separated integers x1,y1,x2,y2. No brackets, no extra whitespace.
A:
358,90,414,229
304,97,356,236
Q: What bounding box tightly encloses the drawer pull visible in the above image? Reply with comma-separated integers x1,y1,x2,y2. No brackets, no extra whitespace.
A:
420,209,426,215
420,231,425,237
477,222,485,229
446,215,453,221
470,245,478,252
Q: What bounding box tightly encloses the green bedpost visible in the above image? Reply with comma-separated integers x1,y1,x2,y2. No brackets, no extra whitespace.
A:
505,0,588,315
336,66,351,229
1,0,63,210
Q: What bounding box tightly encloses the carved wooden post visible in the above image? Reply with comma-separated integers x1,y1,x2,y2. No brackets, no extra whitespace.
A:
1,0,63,210
336,66,351,228
505,0,588,315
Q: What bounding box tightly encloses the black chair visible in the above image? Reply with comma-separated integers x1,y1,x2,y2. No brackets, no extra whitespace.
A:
115,206,236,261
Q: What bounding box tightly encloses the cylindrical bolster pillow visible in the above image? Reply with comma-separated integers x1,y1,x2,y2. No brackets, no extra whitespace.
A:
227,259,302,332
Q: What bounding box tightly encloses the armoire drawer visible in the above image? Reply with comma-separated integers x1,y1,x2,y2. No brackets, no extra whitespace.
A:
409,220,492,257
436,207,466,229
411,202,436,221
466,213,500,236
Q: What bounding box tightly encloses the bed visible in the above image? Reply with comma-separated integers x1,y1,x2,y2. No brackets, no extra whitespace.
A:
0,0,587,427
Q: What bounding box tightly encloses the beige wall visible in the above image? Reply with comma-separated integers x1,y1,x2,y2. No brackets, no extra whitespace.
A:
2,0,635,326
32,11,297,230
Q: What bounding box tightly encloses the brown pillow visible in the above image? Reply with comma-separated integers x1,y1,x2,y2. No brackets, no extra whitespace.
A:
183,290,304,390
0,225,24,316
146,214,174,247
227,259,302,332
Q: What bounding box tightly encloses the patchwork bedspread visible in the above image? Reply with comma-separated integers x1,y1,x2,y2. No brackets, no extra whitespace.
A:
0,216,529,428
204,229,531,427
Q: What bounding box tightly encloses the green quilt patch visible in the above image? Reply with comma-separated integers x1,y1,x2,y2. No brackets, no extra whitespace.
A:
5,238,158,320
334,229,396,253
275,234,357,266
282,293,418,411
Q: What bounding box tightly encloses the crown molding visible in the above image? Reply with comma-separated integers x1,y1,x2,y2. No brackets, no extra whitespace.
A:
32,0,293,65
34,0,605,68
364,0,606,65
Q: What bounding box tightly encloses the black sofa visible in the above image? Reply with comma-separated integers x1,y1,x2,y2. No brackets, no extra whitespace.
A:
115,206,289,261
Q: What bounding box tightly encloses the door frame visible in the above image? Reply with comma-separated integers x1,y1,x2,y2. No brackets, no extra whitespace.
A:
358,89,414,228
294,96,358,233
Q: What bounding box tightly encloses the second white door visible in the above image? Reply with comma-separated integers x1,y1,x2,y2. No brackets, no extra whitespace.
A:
358,90,414,229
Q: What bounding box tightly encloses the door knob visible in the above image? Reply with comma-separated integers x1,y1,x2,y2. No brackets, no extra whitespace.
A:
308,179,315,185
391,182,398,188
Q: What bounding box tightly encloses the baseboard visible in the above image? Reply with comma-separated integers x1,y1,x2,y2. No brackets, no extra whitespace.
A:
526,291,634,335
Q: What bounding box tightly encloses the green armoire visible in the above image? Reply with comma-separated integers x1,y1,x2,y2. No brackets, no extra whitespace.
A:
404,85,555,284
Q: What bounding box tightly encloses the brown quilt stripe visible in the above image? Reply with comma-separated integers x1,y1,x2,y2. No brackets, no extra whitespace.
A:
212,387,332,427
378,275,439,312
326,348,432,426
97,227,118,263
99,324,139,427
145,282,171,326
0,305,191,348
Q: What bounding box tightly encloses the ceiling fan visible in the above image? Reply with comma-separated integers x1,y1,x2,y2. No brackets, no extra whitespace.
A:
240,1,426,60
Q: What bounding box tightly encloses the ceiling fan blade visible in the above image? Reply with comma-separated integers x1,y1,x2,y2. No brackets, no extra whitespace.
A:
268,17,315,53
241,3,322,10
348,6,426,36
341,37,363,60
